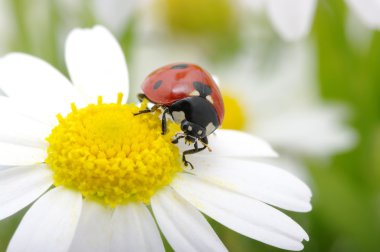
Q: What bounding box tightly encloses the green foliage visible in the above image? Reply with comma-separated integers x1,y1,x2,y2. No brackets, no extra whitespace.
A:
308,0,380,251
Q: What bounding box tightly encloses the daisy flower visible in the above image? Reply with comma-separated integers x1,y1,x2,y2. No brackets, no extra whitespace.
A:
88,0,380,43
91,0,315,42
92,0,142,34
219,43,357,158
239,0,317,42
0,25,311,251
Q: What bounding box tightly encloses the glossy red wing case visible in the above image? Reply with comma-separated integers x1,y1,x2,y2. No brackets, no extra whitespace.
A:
141,63,224,124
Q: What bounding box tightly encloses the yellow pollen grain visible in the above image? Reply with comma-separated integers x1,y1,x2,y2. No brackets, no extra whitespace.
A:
221,91,248,131
45,93,182,207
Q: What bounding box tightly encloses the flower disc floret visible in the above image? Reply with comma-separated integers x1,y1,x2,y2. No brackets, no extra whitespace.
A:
45,94,182,206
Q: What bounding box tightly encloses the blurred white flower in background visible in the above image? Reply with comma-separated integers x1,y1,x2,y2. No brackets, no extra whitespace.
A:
239,0,317,42
240,0,380,42
89,0,379,47
219,42,357,158
92,0,140,34
91,0,158,35
344,0,380,53
89,0,380,43
345,0,380,29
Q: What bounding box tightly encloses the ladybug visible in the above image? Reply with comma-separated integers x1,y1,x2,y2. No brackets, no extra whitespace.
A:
135,63,224,168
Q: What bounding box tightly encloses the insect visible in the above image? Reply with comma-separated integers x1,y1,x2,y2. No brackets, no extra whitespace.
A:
135,63,224,168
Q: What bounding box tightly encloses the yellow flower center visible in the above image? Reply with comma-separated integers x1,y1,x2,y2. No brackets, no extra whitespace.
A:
45,94,182,207
221,92,248,131
162,0,237,36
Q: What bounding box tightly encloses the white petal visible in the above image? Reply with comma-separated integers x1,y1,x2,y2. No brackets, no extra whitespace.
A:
65,25,129,103
257,155,312,186
187,156,312,212
151,187,227,252
8,187,82,252
0,53,83,114
266,0,317,41
0,165,12,171
346,0,380,29
0,164,53,220
0,95,57,127
178,129,278,158
0,109,50,149
69,200,113,252
110,203,164,252
172,174,309,251
0,142,47,166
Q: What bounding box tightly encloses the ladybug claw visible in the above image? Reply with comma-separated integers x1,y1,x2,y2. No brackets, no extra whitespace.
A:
184,160,194,169
182,155,194,169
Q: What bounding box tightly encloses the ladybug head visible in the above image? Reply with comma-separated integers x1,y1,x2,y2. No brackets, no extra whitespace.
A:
181,120,206,142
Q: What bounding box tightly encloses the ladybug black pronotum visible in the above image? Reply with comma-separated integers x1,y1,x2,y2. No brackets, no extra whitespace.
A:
135,63,224,168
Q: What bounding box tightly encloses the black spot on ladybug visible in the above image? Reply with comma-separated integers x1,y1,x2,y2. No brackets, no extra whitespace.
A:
193,82,212,98
171,64,189,69
153,80,163,90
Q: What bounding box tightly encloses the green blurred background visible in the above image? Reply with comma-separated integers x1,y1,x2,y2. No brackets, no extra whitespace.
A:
1,0,380,251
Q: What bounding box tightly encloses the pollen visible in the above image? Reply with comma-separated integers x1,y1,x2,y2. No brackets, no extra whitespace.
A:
45,93,182,207
221,91,247,131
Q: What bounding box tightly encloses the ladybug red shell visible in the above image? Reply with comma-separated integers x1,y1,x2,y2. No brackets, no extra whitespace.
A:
141,63,224,125
136,63,224,168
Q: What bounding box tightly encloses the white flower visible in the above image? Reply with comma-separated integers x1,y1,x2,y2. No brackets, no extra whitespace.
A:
239,0,317,42
92,0,315,42
89,0,380,43
91,0,316,42
345,0,380,29
0,27,311,251
0,25,311,251
220,42,357,158
92,0,138,34
91,0,145,34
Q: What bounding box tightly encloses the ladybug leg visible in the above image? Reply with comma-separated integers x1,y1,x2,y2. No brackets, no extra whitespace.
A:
182,138,208,169
137,93,147,102
133,104,160,116
172,134,185,144
161,108,169,135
